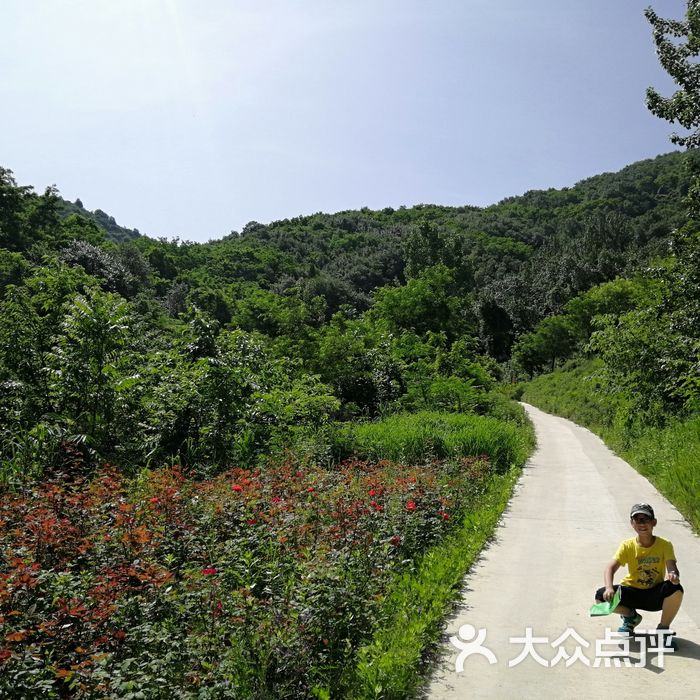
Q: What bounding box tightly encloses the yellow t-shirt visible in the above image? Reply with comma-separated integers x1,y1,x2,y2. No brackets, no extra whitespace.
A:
614,536,676,589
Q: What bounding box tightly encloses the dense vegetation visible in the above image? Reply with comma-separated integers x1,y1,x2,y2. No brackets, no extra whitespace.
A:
1,143,698,698
1,2,699,695
1,145,697,481
0,160,542,696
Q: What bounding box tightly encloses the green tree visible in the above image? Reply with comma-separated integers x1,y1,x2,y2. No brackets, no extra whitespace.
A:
0,168,29,250
371,264,473,339
512,315,575,376
313,314,404,415
646,1,700,150
49,288,131,447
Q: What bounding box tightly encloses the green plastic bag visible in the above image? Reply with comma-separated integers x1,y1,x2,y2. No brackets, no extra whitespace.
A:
589,587,621,616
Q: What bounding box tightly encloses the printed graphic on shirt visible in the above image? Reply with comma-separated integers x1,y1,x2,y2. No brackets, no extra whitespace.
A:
635,566,658,587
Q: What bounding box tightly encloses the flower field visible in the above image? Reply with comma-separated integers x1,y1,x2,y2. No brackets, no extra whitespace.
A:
0,409,533,698
0,453,500,698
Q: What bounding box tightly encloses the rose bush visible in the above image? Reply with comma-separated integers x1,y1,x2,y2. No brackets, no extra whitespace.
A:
0,453,491,697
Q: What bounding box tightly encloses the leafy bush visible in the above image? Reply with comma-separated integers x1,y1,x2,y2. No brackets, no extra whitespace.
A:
0,452,499,698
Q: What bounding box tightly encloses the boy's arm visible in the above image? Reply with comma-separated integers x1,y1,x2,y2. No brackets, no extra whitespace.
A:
666,560,680,583
603,559,621,601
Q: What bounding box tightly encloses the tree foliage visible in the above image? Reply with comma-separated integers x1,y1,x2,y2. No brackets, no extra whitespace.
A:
646,0,700,149
0,145,698,477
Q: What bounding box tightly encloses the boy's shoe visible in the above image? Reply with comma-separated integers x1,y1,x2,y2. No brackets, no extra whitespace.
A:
655,627,677,650
617,612,643,634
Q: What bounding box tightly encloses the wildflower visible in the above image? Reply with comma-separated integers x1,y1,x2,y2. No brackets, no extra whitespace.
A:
440,511,450,521
201,567,218,576
368,489,377,497
271,496,282,504
406,500,417,511
247,518,257,525
390,535,401,547
232,484,243,492
307,486,315,493
148,497,159,504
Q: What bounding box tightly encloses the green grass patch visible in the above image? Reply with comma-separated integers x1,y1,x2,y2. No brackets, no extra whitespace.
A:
344,410,533,473
522,359,700,531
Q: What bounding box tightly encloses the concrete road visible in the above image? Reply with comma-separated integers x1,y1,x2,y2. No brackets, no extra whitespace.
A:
426,403,700,699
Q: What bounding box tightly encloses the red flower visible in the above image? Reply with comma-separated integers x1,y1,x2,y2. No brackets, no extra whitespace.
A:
232,484,243,492
201,567,218,576
271,496,282,504
368,489,377,497
307,486,315,493
405,500,417,511
390,535,401,547
440,511,450,521
148,497,159,504
247,518,257,525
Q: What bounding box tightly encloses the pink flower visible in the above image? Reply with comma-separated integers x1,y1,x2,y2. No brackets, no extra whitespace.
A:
405,500,417,511
201,567,217,576
148,497,159,504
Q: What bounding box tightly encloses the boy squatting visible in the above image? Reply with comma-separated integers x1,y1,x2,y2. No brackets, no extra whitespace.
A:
594,502,684,648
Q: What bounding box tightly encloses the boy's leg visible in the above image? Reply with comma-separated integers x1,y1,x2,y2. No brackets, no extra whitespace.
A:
612,604,635,616
611,585,642,633
659,590,683,628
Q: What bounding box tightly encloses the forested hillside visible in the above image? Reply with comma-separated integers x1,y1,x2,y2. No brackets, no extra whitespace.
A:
58,197,142,243
4,146,697,695
2,2,698,696
1,147,697,478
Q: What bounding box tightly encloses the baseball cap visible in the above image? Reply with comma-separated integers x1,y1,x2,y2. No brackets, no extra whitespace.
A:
630,503,654,519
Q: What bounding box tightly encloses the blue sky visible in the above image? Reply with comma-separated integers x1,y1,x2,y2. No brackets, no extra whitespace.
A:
0,0,689,242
